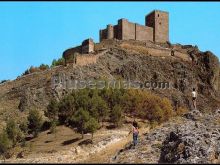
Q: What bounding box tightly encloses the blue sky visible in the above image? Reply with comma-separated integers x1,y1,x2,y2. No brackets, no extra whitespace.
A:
0,2,220,81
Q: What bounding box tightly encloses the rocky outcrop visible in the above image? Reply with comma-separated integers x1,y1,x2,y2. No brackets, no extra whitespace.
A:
111,109,220,164
160,110,220,163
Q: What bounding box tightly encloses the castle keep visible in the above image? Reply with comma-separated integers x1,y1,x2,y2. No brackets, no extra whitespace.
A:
100,10,169,43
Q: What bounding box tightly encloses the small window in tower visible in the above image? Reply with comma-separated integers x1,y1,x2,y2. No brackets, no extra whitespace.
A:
159,22,162,25
158,14,160,17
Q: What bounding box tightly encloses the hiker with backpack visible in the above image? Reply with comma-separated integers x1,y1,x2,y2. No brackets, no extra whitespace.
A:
128,120,139,147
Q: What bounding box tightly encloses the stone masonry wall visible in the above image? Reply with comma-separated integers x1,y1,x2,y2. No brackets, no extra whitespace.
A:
135,24,153,42
76,55,97,66
120,19,136,40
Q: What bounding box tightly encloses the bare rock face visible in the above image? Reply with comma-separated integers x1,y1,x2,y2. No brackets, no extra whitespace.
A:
159,112,220,164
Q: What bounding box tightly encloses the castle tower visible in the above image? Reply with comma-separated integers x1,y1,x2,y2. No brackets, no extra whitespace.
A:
81,38,94,54
107,24,114,39
145,10,169,43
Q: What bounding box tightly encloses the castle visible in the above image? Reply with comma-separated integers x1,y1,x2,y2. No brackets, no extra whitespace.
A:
99,10,169,43
63,10,169,65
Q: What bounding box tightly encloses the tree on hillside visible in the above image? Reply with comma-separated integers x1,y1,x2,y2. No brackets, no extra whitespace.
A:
102,88,125,109
110,105,124,127
46,99,59,133
58,95,75,124
85,117,99,141
27,109,43,137
73,89,90,110
89,95,109,126
46,99,59,122
70,108,90,139
97,99,109,126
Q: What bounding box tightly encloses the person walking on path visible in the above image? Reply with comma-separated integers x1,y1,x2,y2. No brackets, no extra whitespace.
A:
128,120,139,147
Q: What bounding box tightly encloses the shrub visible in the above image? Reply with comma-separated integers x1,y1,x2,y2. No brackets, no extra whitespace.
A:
27,109,43,137
19,120,28,135
29,66,40,74
123,90,174,124
6,119,23,146
0,130,12,156
39,64,49,71
51,57,65,67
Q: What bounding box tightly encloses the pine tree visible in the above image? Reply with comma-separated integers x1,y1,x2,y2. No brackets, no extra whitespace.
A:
71,108,90,139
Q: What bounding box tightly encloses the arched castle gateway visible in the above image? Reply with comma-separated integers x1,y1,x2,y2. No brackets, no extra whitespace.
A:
63,10,169,65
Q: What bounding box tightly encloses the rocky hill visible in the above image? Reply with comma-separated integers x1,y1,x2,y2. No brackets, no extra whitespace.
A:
0,39,220,163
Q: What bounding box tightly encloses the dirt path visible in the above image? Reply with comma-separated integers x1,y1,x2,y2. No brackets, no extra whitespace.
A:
80,126,150,163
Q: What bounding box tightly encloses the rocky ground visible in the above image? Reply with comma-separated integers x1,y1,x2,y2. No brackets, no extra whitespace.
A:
111,109,220,164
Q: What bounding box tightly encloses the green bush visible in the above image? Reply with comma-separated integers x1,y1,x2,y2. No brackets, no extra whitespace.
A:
28,109,43,137
0,130,12,156
6,119,23,146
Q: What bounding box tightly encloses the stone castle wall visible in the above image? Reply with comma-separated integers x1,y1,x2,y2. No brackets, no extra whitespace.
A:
100,10,169,43
76,55,97,66
135,24,153,41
